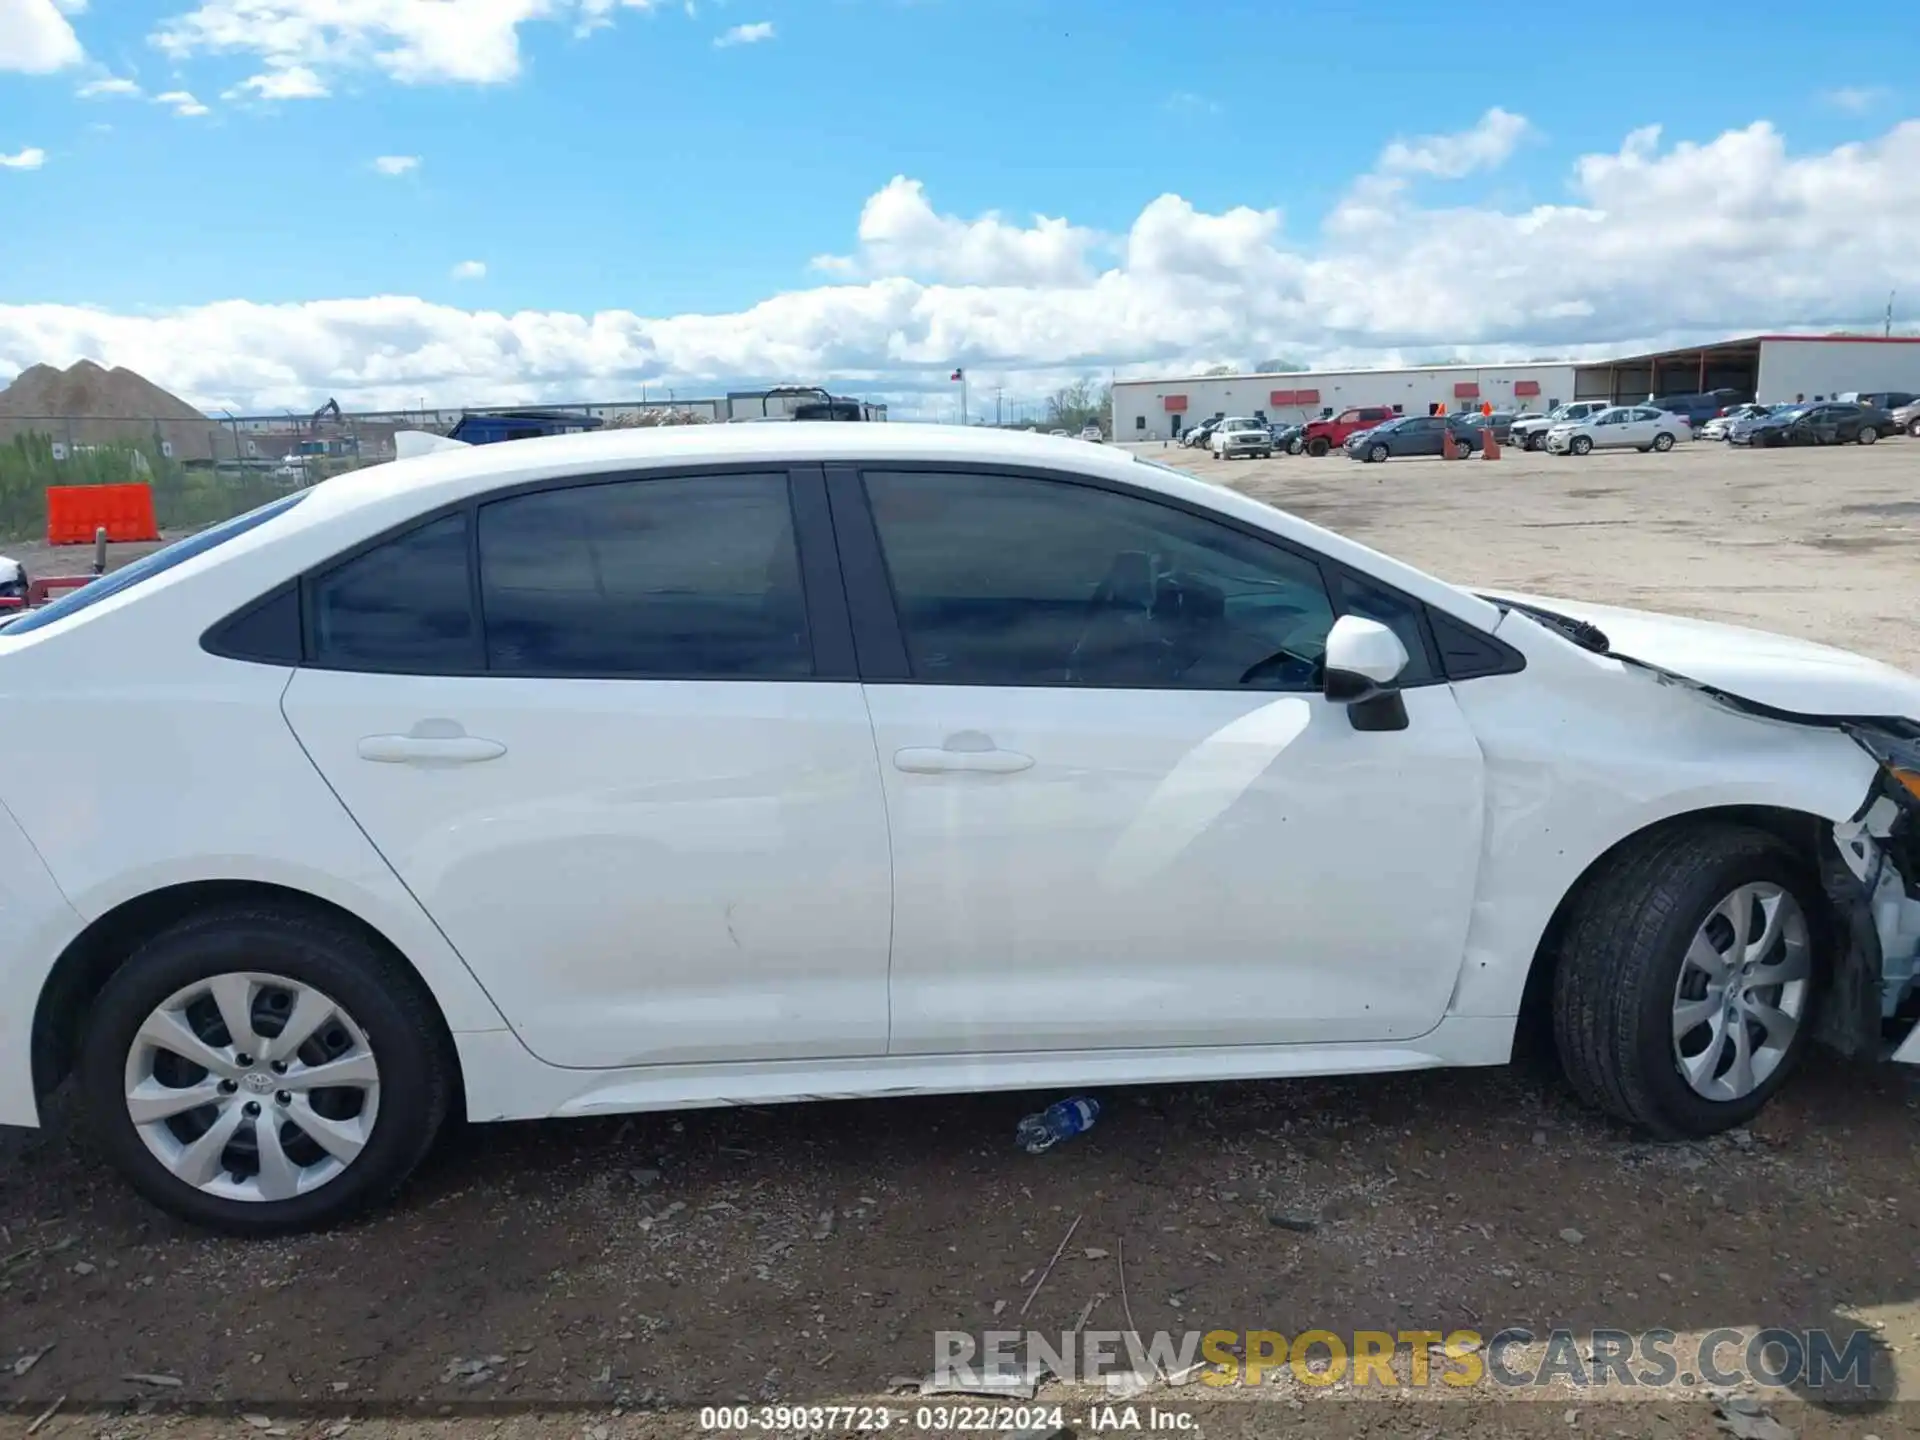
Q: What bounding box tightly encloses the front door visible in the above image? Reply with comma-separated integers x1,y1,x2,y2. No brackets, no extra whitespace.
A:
281,468,894,1070
840,465,1487,1057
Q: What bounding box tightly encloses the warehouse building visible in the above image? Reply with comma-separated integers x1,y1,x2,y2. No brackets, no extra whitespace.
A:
1112,333,1920,440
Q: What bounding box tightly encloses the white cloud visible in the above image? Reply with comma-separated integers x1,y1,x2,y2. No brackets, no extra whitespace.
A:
228,65,330,100
814,175,1100,286
0,0,84,72
77,75,142,98
0,147,48,170
156,0,659,91
450,260,487,280
1378,106,1533,178
1822,86,1891,114
6,118,1920,414
154,89,212,116
373,154,421,176
714,20,773,46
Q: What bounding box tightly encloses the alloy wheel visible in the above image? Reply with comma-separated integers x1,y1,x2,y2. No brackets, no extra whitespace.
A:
1670,882,1811,1102
123,972,381,1203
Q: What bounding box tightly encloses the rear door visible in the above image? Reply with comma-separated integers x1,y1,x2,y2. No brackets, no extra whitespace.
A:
281,466,895,1069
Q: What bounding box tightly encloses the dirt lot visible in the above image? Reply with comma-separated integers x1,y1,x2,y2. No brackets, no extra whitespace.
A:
3,438,1919,1440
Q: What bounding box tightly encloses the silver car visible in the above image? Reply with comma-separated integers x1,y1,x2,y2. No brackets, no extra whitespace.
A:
1545,405,1691,456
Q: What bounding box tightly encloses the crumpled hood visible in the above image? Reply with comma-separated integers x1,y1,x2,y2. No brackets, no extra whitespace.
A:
1484,590,1920,721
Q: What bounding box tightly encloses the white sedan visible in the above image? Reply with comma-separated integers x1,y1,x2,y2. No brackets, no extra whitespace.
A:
1545,405,1691,455
3,424,1918,1234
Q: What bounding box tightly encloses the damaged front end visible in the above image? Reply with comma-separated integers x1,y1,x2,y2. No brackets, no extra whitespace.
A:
1821,723,1920,1060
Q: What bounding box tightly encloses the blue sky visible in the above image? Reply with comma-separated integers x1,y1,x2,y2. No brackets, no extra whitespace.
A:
0,0,1915,412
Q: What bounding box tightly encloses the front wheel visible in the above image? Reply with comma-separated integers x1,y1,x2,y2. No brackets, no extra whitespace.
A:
1367,442,1389,464
1570,435,1593,456
1858,426,1878,445
78,903,452,1235
1306,437,1330,457
1552,824,1821,1137
1652,431,1675,452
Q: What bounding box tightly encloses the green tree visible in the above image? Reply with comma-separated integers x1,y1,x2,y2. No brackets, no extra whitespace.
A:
1045,378,1112,434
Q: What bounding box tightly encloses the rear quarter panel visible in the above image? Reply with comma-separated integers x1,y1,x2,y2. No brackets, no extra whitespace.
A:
0,568,510,1057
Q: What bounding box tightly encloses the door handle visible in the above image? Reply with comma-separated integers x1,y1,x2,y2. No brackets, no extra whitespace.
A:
894,746,1034,775
357,734,506,765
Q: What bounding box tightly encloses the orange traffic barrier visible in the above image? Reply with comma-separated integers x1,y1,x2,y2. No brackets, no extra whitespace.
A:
1441,426,1460,460
45,484,159,546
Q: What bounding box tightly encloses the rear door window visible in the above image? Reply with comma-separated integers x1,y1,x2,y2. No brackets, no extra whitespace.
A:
308,513,477,672
476,473,812,678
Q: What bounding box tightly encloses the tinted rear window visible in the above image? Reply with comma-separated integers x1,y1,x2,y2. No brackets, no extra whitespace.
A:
0,490,308,637
308,512,478,671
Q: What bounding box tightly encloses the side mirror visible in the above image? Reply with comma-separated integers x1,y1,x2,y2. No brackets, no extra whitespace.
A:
1323,615,1411,731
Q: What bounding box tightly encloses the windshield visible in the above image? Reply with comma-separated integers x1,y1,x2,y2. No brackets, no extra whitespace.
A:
0,490,308,637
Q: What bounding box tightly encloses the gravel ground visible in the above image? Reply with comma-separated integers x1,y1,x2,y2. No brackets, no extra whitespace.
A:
4,438,1919,1440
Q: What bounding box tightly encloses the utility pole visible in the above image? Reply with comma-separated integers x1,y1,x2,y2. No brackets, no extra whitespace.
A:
1887,290,1897,338
994,387,1003,427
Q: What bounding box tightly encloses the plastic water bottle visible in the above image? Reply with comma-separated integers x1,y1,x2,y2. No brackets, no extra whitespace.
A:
1016,1097,1102,1154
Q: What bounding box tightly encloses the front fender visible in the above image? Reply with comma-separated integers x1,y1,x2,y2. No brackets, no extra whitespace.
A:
1444,655,1880,1024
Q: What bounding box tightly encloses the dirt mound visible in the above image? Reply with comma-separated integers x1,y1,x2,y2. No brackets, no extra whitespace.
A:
0,359,208,422
0,359,226,461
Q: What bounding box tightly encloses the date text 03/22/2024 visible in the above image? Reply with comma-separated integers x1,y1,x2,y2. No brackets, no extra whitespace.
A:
699,1404,1191,1432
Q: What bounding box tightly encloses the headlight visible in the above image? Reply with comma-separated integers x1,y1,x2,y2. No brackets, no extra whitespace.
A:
1848,724,1920,805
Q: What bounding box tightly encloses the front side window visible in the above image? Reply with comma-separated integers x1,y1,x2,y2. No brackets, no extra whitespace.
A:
310,512,476,671
864,470,1336,690
477,473,811,678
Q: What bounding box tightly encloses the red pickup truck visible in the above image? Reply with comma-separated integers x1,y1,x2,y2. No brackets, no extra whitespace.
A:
1300,405,1397,457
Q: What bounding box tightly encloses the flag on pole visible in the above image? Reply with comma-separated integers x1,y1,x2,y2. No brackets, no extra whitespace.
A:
950,368,964,381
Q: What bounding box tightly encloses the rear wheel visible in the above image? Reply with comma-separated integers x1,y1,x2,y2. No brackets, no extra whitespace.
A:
1858,426,1878,445
78,904,452,1235
1652,431,1675,452
1552,824,1821,1137
1287,437,1304,455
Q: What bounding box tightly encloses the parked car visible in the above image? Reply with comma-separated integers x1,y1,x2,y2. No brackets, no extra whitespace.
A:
1733,401,1894,448
1649,390,1748,430
1343,414,1483,462
1048,428,1072,437
1891,398,1920,438
1210,419,1274,460
1182,418,1226,449
9,424,1920,1234
1510,402,1613,451
0,555,28,608
1453,411,1519,442
1079,424,1104,443
1699,404,1775,442
1271,422,1305,455
1840,392,1918,414
1545,405,1690,455
1300,405,1398,457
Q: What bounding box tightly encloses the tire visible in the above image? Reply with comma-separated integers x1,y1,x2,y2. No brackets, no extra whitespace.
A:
1570,435,1593,456
1367,442,1389,464
1652,432,1675,453
1909,419,1920,438
1858,427,1878,445
1287,438,1304,455
77,902,452,1236
1551,823,1823,1138
1306,437,1330,457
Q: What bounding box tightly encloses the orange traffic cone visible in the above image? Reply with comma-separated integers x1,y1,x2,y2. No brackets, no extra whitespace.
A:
1482,426,1501,460
1441,426,1459,460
